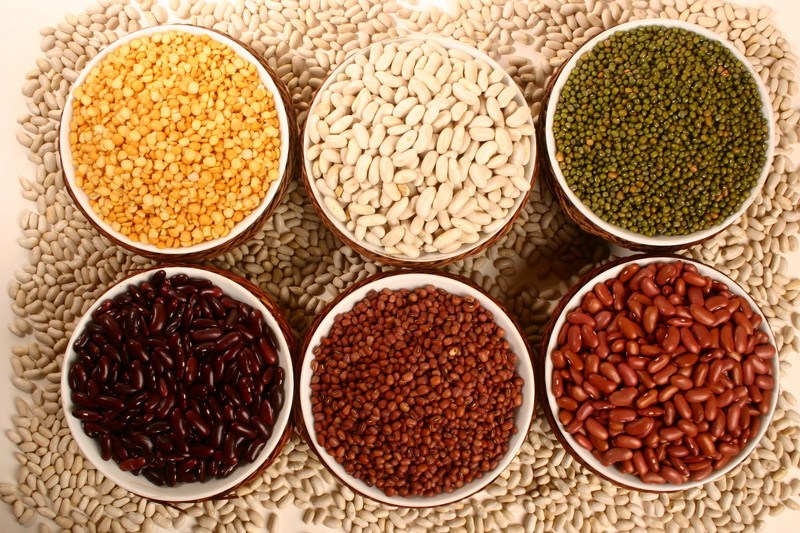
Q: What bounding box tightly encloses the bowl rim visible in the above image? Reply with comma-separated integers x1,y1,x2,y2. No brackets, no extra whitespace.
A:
538,253,780,492
543,19,776,248
58,24,292,257
301,34,538,266
61,264,296,502
296,269,536,507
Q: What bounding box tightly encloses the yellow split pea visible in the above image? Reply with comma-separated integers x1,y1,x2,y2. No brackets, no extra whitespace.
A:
69,30,281,248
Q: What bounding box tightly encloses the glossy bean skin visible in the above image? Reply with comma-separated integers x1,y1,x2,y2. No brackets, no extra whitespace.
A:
550,261,775,485
68,270,286,485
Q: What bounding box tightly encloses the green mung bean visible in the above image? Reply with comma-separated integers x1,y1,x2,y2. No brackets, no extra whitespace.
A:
553,25,769,237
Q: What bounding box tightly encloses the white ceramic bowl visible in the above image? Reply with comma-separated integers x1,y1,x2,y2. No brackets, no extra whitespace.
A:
298,271,536,507
59,25,292,258
544,19,775,249
61,266,295,501
542,255,779,491
303,35,537,265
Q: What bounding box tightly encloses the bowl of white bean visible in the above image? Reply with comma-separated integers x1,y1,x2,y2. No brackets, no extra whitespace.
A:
302,35,538,266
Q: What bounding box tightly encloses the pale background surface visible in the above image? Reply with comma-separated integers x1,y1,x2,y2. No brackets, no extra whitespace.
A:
0,0,798,531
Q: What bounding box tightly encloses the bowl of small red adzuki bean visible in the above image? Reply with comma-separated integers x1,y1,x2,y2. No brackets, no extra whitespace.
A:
298,271,535,507
62,266,295,501
541,255,778,491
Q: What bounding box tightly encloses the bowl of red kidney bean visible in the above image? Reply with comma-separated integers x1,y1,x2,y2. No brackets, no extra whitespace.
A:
297,270,535,507
541,255,778,491
61,265,295,501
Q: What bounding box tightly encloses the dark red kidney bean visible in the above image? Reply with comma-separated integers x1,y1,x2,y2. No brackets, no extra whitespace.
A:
658,386,679,404
257,337,278,366
119,457,146,472
244,439,267,462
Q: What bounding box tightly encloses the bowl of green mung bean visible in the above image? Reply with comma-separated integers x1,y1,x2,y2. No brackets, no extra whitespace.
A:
542,19,774,251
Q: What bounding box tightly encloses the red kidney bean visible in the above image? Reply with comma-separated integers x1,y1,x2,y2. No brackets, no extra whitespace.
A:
551,260,775,485
587,374,618,395
585,417,609,440
574,434,593,451
68,270,286,487
602,447,633,465
625,418,655,438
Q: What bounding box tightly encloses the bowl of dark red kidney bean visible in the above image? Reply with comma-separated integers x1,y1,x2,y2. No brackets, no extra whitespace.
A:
61,266,295,501
297,270,535,507
541,255,778,491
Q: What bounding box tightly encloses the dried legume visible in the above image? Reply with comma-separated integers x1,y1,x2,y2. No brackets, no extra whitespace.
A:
553,25,769,236
307,38,533,259
68,270,286,485
551,260,776,484
69,30,282,248
310,285,523,496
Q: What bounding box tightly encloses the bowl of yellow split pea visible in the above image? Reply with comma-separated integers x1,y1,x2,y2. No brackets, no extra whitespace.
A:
59,25,297,260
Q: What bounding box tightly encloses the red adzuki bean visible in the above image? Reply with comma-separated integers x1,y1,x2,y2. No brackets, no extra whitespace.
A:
311,285,522,498
550,261,775,484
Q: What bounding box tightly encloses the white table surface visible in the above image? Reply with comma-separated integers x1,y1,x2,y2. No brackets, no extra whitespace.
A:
0,0,798,531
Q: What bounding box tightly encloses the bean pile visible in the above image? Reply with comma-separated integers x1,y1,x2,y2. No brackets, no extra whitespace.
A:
551,261,776,484
310,285,523,497
68,270,285,486
307,38,534,259
553,25,769,236
69,30,282,248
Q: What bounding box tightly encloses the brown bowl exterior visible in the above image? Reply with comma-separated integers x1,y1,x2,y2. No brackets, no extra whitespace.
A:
538,28,732,253
69,263,297,503
537,253,778,492
294,268,536,507
59,24,299,262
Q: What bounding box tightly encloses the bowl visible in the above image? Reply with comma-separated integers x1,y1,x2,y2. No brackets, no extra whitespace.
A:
302,35,538,267
297,270,536,506
540,19,775,251
539,254,779,491
59,25,297,261
61,265,296,501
